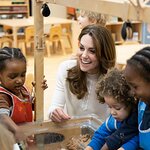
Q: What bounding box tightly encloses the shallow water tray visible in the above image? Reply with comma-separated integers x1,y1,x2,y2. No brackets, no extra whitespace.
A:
20,115,102,150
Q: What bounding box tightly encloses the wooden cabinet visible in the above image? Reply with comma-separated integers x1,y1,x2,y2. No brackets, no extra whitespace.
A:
0,0,29,19
106,21,142,44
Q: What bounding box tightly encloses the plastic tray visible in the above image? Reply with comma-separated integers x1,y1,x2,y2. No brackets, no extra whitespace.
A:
20,115,103,149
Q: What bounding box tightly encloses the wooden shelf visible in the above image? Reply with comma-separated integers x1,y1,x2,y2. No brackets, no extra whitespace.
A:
0,11,28,14
106,21,142,45
0,4,27,6
0,0,29,18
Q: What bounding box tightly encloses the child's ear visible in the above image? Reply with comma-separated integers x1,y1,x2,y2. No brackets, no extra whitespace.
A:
90,19,97,24
92,20,97,24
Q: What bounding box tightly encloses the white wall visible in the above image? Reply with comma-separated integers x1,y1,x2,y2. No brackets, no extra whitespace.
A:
32,2,67,34
48,3,67,18
32,2,67,18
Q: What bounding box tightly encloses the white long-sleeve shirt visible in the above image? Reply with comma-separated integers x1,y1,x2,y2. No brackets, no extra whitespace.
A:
48,59,109,121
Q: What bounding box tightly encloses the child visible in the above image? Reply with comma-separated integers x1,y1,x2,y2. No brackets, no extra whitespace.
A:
77,9,107,29
85,68,138,150
70,10,108,59
0,47,47,144
124,46,150,149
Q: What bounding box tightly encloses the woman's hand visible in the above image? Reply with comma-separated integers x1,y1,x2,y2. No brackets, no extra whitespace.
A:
50,108,71,122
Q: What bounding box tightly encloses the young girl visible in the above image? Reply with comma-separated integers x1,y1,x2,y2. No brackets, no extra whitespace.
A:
124,46,150,149
0,47,47,143
77,10,107,29
85,68,138,150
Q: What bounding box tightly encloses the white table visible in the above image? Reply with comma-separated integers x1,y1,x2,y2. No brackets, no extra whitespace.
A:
116,44,150,65
0,17,75,48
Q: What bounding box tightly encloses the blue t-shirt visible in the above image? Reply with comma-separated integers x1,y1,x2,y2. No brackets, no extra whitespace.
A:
138,101,150,150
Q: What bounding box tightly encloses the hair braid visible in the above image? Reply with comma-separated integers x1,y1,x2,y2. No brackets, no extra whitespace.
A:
127,46,150,82
0,47,26,71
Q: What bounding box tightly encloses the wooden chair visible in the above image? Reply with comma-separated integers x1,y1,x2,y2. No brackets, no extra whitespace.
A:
61,23,72,49
0,37,13,48
46,25,66,57
3,25,13,36
18,26,34,56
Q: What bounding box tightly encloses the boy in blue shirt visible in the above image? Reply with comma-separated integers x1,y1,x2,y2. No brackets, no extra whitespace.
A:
85,68,138,150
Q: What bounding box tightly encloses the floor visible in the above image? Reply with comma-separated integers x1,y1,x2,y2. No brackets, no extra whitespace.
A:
26,54,70,120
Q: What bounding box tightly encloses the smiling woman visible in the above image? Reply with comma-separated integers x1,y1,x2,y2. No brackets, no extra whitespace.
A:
77,34,99,74
48,24,116,122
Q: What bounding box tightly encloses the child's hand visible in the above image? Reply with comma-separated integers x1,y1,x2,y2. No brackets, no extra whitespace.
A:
32,76,48,90
101,143,109,150
26,135,35,147
41,78,48,90
15,128,35,149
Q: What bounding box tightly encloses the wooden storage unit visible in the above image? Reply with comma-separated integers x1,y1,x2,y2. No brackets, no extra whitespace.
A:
0,0,29,19
106,21,142,44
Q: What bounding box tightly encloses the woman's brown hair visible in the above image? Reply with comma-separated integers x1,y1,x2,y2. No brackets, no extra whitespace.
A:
67,24,116,99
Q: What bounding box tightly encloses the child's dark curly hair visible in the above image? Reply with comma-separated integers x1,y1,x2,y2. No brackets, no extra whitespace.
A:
96,68,135,106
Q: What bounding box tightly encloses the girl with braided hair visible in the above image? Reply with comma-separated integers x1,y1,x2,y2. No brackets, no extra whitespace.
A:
93,47,150,150
124,46,150,149
0,47,47,144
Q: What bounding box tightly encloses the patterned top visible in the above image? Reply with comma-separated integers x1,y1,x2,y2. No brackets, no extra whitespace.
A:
48,59,109,121
0,86,32,123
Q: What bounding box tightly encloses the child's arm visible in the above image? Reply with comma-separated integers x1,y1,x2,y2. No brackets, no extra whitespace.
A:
121,135,139,150
105,109,138,150
101,136,139,150
86,116,113,150
0,114,26,142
